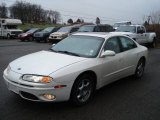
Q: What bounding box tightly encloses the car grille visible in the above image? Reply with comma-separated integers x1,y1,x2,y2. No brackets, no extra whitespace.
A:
34,34,41,37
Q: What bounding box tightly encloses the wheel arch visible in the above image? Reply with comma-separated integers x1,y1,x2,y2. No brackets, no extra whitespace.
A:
139,56,146,66
69,70,98,104
75,70,97,89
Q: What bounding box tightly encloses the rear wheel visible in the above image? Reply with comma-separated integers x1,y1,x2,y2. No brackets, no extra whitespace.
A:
7,34,11,39
70,74,95,106
134,58,145,79
150,38,156,48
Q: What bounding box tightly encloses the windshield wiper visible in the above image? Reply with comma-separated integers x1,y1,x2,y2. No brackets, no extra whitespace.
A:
57,50,80,57
49,49,58,53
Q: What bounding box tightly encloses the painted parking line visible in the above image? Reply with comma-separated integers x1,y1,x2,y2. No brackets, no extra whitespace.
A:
0,44,34,47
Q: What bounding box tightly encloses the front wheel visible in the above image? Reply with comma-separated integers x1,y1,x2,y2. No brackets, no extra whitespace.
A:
28,36,33,41
134,59,145,79
70,74,95,106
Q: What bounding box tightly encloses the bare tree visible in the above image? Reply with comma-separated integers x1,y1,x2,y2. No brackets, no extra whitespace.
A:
96,17,100,24
149,11,160,24
67,18,73,24
9,1,61,24
0,3,8,18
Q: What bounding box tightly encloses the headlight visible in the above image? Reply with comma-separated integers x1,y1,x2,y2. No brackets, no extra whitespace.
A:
6,65,11,74
22,75,53,83
22,34,28,37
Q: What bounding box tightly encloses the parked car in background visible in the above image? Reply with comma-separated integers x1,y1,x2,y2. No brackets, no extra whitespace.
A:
114,25,156,47
18,28,42,41
3,32,148,106
48,25,80,42
34,27,60,42
78,24,114,32
113,21,131,30
23,28,32,33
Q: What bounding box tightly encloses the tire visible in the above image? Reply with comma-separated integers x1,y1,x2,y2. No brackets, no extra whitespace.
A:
134,58,145,79
44,37,48,43
7,34,11,39
70,74,95,106
28,36,33,41
150,38,156,48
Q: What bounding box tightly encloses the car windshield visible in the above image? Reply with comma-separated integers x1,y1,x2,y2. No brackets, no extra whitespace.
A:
114,23,126,28
57,26,71,32
78,26,94,32
114,22,131,28
42,27,54,32
116,26,136,33
27,28,38,33
51,35,104,58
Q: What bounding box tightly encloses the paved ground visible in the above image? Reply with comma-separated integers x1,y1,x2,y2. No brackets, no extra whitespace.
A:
0,39,160,120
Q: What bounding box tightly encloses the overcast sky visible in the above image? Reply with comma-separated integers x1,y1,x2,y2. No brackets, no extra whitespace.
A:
4,0,160,24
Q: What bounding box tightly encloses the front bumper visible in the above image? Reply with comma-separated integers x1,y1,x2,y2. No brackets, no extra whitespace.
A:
10,34,20,38
18,36,29,40
3,70,73,102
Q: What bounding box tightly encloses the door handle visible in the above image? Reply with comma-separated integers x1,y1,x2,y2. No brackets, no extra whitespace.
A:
119,58,123,62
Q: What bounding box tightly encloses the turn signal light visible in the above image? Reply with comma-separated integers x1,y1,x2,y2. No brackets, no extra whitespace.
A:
40,77,52,83
54,85,66,89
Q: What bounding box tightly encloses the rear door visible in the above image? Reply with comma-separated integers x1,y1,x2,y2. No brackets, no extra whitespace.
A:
118,36,139,76
136,26,146,44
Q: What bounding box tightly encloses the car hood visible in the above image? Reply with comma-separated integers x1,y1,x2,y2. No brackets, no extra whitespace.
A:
9,51,87,75
51,32,68,36
36,31,49,35
19,32,30,36
10,29,22,32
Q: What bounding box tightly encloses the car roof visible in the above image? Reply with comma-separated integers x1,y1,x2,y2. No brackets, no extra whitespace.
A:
72,32,125,39
81,24,111,27
120,25,142,27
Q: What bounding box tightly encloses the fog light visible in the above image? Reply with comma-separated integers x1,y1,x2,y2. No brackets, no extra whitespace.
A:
43,94,56,100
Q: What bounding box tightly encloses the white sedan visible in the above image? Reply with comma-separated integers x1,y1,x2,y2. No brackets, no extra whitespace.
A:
3,32,148,105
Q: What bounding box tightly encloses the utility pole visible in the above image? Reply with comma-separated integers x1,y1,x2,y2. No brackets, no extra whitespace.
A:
147,16,151,25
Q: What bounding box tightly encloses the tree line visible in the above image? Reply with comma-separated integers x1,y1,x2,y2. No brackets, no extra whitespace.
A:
0,1,61,24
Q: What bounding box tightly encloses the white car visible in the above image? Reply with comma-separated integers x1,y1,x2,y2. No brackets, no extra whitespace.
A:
3,32,148,105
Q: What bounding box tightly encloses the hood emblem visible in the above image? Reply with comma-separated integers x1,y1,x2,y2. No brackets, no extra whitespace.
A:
17,68,21,70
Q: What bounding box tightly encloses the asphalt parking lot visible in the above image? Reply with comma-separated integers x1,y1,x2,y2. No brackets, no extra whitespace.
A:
0,39,160,120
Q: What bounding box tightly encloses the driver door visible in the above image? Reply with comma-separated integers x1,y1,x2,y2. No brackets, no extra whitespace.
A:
100,37,124,85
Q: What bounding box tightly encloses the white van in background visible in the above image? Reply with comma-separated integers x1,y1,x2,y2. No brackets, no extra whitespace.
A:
0,18,22,39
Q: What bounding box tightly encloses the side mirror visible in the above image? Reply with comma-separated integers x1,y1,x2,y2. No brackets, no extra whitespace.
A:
137,30,143,34
49,44,56,50
100,50,116,58
52,44,56,47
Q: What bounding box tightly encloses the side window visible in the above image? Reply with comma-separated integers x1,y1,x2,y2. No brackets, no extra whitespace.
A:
104,37,121,54
141,27,145,33
119,37,137,51
94,26,100,32
137,27,141,33
99,26,106,32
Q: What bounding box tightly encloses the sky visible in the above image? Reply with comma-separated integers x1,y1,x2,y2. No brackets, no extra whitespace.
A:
2,0,160,25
